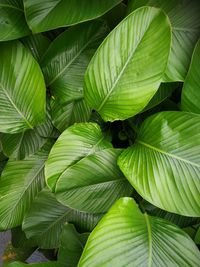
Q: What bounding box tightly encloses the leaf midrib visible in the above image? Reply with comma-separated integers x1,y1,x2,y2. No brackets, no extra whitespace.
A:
138,140,200,167
144,213,152,267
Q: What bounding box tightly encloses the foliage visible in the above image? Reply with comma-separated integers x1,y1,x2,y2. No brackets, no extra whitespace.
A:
0,0,200,266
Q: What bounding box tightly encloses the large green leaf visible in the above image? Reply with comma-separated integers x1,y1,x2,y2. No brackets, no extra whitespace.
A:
78,198,200,267
51,98,91,133
23,0,122,33
0,141,53,230
23,188,102,249
0,41,46,133
57,223,88,267
84,7,171,121
181,39,200,114
45,122,112,191
118,112,200,216
55,148,133,213
128,0,200,81
0,0,30,41
41,21,109,104
1,101,53,159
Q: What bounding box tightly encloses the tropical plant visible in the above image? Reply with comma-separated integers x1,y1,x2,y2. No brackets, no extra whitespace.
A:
0,0,200,266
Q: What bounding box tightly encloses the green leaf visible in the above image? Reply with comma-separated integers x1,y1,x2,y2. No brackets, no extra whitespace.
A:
23,0,122,33
84,7,171,121
1,101,53,159
0,41,46,133
4,262,57,267
78,198,200,267
0,0,30,41
41,21,109,104
51,98,91,133
0,141,53,230
23,188,102,249
118,112,200,216
45,122,112,191
181,39,200,114
55,148,133,213
57,223,88,267
195,227,200,244
21,34,51,62
128,0,200,81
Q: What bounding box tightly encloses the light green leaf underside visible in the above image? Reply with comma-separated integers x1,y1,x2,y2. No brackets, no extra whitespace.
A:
45,123,112,191
0,0,30,41
21,34,51,62
118,112,200,216
55,148,133,213
51,98,91,133
0,41,46,133
23,0,122,33
23,188,102,249
84,6,171,121
42,21,109,104
181,39,200,114
0,141,53,230
128,0,200,81
57,223,88,267
78,198,200,267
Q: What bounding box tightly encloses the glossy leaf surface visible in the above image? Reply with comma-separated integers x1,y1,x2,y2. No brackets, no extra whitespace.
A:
84,7,171,121
181,39,200,114
78,198,200,267
119,112,200,216
128,0,200,81
55,148,133,213
24,0,121,33
0,41,46,133
0,141,52,230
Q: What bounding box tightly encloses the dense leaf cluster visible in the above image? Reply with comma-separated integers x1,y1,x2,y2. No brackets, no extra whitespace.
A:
0,0,200,266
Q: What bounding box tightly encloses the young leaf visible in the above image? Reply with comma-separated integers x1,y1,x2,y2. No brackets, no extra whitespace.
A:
23,0,122,33
45,123,112,191
0,41,46,133
181,39,200,114
55,148,133,213
0,141,53,230
23,188,102,249
84,7,171,121
57,223,89,267
0,0,30,41
41,21,109,104
128,0,200,82
78,198,200,267
118,112,200,216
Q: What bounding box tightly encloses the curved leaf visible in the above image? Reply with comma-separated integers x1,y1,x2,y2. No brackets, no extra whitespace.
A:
181,39,200,114
41,21,109,104
23,0,121,33
78,198,200,267
45,122,112,191
0,0,30,41
0,141,53,230
57,223,88,267
23,188,102,249
128,0,200,81
51,98,91,133
118,112,200,216
0,41,46,133
55,148,133,213
84,7,171,121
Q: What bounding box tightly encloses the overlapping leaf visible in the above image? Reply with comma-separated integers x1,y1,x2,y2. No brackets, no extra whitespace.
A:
0,0,30,41
78,198,200,267
0,141,53,230
118,112,200,216
24,0,121,33
181,39,200,114
84,7,171,121
128,0,200,81
0,41,46,133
